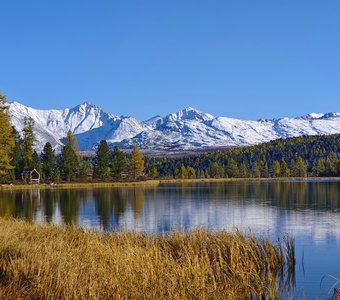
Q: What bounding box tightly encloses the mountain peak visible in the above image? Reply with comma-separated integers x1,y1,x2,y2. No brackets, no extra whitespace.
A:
8,101,340,152
166,107,214,122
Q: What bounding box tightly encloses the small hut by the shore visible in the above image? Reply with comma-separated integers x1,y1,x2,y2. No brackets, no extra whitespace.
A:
21,169,40,185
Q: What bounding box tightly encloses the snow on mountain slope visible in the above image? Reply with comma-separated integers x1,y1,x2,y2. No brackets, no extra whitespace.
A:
9,101,148,151
9,102,340,152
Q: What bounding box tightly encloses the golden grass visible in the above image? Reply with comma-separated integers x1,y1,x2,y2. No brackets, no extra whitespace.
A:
0,218,294,299
0,176,325,191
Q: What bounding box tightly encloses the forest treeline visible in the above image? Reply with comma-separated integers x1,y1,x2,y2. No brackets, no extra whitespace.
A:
1,92,339,183
145,134,340,178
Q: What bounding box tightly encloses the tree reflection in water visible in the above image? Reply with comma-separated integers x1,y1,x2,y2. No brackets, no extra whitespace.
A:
0,180,338,228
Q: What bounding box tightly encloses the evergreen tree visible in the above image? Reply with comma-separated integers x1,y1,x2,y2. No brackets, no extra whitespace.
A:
180,164,188,179
325,152,337,176
78,163,88,182
54,168,61,183
262,162,269,178
148,166,159,179
311,160,318,177
22,117,35,168
272,161,281,178
294,156,307,177
280,160,290,177
93,140,111,180
317,159,326,176
209,162,224,178
66,130,78,154
239,162,249,178
60,131,79,181
186,166,196,179
226,159,238,178
130,146,144,180
111,146,127,179
32,150,41,172
252,161,261,178
0,93,15,179
11,127,25,180
41,142,56,180
290,159,296,177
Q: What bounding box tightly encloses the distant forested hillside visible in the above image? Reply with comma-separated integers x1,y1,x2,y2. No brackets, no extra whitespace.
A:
145,134,340,178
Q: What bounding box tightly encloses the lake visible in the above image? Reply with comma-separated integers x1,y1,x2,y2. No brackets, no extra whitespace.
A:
0,179,339,298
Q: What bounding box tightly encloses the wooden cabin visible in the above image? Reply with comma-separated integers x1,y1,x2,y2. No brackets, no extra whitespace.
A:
21,169,40,185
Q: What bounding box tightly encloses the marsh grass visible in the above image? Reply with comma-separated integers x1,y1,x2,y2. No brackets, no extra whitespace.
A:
0,176,320,191
0,219,294,299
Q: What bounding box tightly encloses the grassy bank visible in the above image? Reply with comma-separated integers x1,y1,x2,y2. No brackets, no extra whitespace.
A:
0,219,295,299
1,176,334,191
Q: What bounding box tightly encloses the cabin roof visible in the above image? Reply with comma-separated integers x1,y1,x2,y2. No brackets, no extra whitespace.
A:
21,168,40,176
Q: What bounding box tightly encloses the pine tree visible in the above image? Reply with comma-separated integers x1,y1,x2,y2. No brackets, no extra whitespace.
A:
294,156,307,177
41,142,56,180
209,162,224,178
262,162,269,178
325,152,337,176
93,140,111,180
66,130,78,154
186,166,196,179
22,117,35,168
0,93,15,179
317,159,326,176
130,146,144,180
60,131,79,181
311,160,318,177
148,166,159,179
239,162,249,178
252,161,261,178
180,164,188,179
272,161,281,178
32,150,41,172
280,159,290,177
226,159,238,178
111,146,128,179
11,127,25,180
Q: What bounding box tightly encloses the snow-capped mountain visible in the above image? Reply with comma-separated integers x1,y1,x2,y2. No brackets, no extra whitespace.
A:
9,101,149,151
9,102,340,153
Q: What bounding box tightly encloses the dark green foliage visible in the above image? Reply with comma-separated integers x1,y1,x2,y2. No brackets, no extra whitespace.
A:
32,150,41,173
147,166,159,179
226,159,238,177
111,146,128,179
60,132,79,181
144,134,340,179
23,117,35,168
209,162,224,178
41,142,56,180
11,127,25,181
93,140,111,180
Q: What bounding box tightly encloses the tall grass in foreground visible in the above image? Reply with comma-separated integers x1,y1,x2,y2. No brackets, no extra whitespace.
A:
0,219,295,299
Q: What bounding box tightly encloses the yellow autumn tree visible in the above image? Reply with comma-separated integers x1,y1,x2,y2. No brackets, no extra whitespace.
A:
0,93,15,178
130,146,144,180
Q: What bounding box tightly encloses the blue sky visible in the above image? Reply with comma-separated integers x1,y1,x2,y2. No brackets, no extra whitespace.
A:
1,0,339,120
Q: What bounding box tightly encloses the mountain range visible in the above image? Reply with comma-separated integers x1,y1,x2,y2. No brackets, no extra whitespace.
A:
9,101,340,153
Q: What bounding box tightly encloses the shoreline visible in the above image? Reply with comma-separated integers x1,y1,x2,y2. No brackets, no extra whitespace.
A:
1,177,339,190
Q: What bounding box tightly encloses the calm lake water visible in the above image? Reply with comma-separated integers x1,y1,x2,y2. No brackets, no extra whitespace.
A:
0,179,339,298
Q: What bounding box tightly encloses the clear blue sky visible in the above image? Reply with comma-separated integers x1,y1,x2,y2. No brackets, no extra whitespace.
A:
1,0,339,120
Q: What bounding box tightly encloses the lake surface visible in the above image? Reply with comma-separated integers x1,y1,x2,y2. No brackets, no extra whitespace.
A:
0,179,339,298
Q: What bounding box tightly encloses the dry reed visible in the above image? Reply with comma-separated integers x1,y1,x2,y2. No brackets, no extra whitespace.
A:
0,218,294,299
